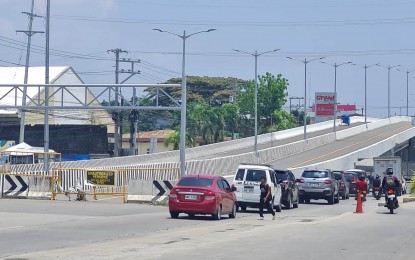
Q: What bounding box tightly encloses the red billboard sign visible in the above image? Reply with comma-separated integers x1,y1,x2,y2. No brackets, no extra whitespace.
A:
315,103,334,116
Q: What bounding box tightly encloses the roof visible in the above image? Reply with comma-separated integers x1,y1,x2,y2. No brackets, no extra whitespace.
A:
122,130,175,142
0,66,70,106
182,174,218,179
4,142,55,154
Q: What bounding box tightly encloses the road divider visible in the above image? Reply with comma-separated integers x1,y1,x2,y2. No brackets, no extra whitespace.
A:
127,180,177,204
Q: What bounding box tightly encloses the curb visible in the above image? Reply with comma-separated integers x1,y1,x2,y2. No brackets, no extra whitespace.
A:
403,196,415,203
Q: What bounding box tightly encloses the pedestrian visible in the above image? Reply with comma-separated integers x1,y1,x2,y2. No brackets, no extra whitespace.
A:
258,176,276,220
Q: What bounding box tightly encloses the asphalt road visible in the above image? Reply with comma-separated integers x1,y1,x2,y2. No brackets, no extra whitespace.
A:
268,121,413,170
198,123,363,159
1,195,414,259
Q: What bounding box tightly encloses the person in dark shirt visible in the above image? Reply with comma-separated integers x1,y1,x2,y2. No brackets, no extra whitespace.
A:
258,176,275,220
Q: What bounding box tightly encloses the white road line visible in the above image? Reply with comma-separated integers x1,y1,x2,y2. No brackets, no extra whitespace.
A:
0,226,25,231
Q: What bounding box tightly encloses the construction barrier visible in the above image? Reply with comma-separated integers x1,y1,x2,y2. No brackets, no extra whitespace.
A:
0,172,53,199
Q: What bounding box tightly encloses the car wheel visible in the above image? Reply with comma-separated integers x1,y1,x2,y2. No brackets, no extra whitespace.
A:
212,205,222,220
229,203,237,219
335,192,340,204
328,193,335,205
275,197,282,212
188,214,195,218
284,195,293,209
342,192,346,200
240,205,247,212
299,196,305,204
305,198,311,204
293,196,299,208
346,193,350,199
170,212,179,219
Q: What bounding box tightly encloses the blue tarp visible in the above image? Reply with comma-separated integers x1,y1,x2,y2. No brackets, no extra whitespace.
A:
341,114,350,126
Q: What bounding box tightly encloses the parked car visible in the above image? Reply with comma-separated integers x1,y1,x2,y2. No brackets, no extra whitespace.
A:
297,169,340,204
169,174,237,220
232,163,282,212
333,171,350,200
275,169,299,209
343,169,368,196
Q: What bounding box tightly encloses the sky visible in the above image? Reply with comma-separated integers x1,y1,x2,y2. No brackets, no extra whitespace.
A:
1,0,415,118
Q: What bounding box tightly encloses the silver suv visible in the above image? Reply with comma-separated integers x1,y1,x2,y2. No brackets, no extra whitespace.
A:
298,169,340,205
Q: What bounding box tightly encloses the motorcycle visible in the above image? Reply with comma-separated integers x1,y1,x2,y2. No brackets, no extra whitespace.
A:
373,187,382,200
385,188,398,214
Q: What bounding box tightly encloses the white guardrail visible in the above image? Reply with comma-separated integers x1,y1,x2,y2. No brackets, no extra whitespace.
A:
10,117,411,182
290,126,415,178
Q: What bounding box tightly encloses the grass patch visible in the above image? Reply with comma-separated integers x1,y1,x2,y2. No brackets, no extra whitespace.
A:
410,175,415,196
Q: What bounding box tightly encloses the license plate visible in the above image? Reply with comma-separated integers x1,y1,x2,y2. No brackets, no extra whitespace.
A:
244,188,254,193
185,195,197,200
308,183,319,187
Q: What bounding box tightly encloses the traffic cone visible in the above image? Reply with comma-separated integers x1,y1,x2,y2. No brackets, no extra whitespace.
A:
355,191,363,214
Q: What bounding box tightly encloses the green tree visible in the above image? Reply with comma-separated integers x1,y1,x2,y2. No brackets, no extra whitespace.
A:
272,110,298,131
164,131,195,150
222,103,239,139
237,72,289,133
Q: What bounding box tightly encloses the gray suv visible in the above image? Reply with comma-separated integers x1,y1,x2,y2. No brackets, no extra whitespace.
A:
298,169,340,205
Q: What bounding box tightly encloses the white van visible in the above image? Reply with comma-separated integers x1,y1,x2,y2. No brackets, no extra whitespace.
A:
232,164,282,212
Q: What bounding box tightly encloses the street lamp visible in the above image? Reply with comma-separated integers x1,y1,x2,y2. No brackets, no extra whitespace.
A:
320,61,352,135
397,68,415,117
377,64,401,117
286,57,324,139
153,28,216,177
351,63,379,125
232,49,280,154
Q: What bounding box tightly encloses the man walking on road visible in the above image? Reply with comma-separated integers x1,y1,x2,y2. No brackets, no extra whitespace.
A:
258,176,276,220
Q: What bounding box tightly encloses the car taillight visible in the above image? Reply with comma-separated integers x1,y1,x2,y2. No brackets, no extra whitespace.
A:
340,182,345,187
282,181,289,185
324,180,332,184
205,196,215,200
375,187,379,191
388,189,394,195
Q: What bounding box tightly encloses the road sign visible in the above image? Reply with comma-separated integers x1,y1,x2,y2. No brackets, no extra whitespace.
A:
86,170,116,186
2,175,29,197
315,92,336,123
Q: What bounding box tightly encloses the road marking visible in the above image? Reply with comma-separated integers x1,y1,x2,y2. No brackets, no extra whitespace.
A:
0,226,25,231
289,125,410,169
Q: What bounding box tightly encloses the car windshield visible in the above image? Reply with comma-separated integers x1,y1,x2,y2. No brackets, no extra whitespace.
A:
275,171,288,181
333,173,343,181
178,177,213,187
302,171,328,178
245,170,266,182
344,173,357,182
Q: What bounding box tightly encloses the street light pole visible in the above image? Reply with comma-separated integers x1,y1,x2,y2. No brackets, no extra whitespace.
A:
352,63,378,125
233,48,280,154
287,57,325,139
378,64,400,118
153,29,216,177
320,61,351,135
398,69,415,117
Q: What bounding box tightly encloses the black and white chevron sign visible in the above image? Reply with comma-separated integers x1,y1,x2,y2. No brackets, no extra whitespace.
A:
2,175,29,197
151,180,175,203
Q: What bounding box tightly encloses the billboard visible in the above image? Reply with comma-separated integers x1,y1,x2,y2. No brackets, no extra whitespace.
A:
315,92,336,123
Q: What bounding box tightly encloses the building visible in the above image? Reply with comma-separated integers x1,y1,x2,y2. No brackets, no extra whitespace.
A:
0,66,114,132
121,130,176,154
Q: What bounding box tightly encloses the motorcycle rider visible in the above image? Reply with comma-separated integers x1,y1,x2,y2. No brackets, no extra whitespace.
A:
382,168,400,208
372,174,382,196
356,175,368,201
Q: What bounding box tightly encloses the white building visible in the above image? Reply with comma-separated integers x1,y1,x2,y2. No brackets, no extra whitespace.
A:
0,66,114,132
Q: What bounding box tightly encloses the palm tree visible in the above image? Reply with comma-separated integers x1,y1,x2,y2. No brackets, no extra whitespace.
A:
164,131,195,150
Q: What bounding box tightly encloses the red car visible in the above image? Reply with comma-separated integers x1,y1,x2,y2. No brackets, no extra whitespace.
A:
169,175,237,220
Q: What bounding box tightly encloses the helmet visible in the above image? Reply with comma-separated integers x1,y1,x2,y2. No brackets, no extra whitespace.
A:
386,168,394,175
359,175,365,180
376,174,380,179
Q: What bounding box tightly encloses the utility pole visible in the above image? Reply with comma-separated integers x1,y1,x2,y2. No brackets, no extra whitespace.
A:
17,0,43,144
44,0,50,172
108,48,128,157
289,97,304,113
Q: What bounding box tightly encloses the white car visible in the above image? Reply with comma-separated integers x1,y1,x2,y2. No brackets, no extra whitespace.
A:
232,163,282,212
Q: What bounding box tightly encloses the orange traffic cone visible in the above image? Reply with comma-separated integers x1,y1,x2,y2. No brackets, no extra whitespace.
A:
355,191,363,214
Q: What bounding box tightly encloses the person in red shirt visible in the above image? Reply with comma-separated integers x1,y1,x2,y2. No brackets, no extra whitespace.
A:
355,175,368,201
